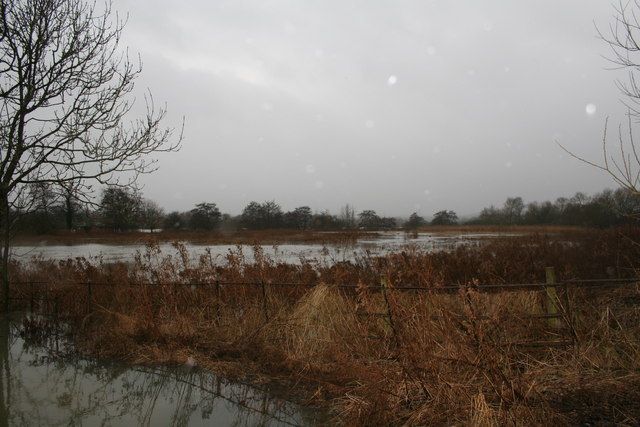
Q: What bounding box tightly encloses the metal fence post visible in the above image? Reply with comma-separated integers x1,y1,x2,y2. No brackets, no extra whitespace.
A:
29,281,34,313
260,280,269,322
563,279,578,343
87,280,92,315
54,295,59,322
381,276,399,346
545,267,560,328
215,277,221,324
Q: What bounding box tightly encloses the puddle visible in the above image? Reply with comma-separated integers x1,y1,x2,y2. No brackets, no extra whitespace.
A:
0,315,324,426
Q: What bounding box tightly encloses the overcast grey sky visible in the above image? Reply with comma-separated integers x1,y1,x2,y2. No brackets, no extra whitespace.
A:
113,0,630,217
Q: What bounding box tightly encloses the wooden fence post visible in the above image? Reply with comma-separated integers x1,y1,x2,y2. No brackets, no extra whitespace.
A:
545,267,560,328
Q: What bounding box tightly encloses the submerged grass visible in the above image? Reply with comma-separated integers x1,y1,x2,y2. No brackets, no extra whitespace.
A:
6,227,640,425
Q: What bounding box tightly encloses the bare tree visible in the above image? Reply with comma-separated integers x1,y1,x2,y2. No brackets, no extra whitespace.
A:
560,115,640,196
598,0,640,116
60,179,83,230
0,0,182,310
503,197,524,224
140,199,164,233
339,203,356,229
560,1,640,195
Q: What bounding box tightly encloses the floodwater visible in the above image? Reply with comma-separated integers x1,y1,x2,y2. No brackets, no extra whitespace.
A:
0,315,324,426
10,231,510,264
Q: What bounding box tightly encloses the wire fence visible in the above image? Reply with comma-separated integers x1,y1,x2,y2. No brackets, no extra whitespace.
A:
6,268,640,349
7,275,640,291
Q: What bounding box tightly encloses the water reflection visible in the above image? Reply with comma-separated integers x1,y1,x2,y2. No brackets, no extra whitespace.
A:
11,231,505,264
0,316,321,426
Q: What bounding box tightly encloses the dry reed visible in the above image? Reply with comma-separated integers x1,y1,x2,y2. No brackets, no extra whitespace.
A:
6,228,640,425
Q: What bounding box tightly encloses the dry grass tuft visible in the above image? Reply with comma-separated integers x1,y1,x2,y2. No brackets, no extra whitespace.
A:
285,284,356,360
470,392,498,427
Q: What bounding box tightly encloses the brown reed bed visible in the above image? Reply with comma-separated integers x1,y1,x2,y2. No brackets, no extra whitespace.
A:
417,224,587,235
6,227,640,425
13,224,584,246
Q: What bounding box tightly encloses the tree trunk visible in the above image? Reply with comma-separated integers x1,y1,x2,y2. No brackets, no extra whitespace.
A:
0,191,10,315
0,315,9,427
65,194,74,230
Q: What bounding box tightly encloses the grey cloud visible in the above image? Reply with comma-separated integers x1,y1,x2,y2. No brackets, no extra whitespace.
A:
113,0,628,216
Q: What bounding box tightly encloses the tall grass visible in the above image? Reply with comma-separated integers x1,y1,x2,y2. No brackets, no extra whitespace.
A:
7,228,640,425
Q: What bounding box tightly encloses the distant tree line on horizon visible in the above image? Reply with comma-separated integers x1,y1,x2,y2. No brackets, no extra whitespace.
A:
466,188,640,228
13,185,640,234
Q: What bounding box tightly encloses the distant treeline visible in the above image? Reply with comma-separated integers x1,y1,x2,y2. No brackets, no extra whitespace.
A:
466,188,640,228
13,185,640,234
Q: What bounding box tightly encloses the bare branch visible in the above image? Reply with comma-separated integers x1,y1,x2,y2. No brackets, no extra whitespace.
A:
563,3,640,195
0,0,182,215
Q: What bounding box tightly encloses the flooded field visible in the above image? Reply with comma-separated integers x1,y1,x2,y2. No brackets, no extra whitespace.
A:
10,231,515,264
0,315,323,426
